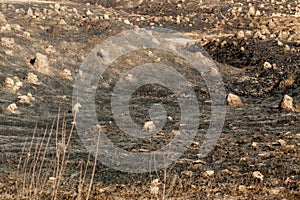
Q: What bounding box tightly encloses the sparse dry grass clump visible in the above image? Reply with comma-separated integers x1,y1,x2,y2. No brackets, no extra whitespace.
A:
12,108,100,200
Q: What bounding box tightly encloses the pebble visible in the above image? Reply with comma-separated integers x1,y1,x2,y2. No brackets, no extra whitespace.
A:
284,45,290,51
4,77,14,88
202,170,215,178
227,93,243,107
23,31,31,38
18,93,35,105
251,142,259,148
124,19,131,25
244,30,253,37
181,170,193,177
103,14,109,20
236,30,245,39
45,45,56,54
25,72,40,85
1,23,11,32
0,13,7,24
238,185,247,193
54,3,60,10
86,9,93,16
255,10,261,16
280,94,294,111
59,68,73,80
150,179,160,195
2,76,22,93
33,8,41,18
3,103,19,114
11,24,22,31
270,33,276,38
267,19,276,28
277,139,287,146
249,6,256,15
58,19,67,25
124,73,134,83
143,121,156,132
263,61,272,69
252,171,264,181
27,7,33,17
277,40,284,46
15,8,23,14
176,15,181,24
4,50,13,56
253,30,262,39
1,37,14,48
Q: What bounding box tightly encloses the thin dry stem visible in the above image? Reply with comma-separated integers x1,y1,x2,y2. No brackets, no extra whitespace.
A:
22,125,37,195
86,130,101,200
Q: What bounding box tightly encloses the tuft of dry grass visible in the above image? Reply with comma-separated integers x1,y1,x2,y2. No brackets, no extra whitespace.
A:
15,108,99,200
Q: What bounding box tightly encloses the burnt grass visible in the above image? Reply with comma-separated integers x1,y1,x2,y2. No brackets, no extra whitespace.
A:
0,0,299,199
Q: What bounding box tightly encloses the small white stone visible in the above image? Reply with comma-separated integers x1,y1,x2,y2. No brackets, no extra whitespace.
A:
284,45,290,51
227,93,243,107
150,179,160,195
72,8,78,14
45,45,56,54
59,69,73,80
4,77,14,88
49,176,56,181
277,40,283,46
277,139,287,146
27,7,33,17
263,61,272,69
255,10,261,16
4,103,19,114
253,171,264,181
280,94,294,111
1,37,15,48
251,142,258,148
143,121,156,132
239,185,247,193
150,185,159,195
4,50,13,56
124,74,134,83
249,6,256,15
86,9,93,16
236,30,245,39
124,19,131,25
202,170,214,178
23,31,30,38
58,19,67,25
176,15,181,24
14,80,23,88
25,72,40,85
18,93,35,104
103,14,109,20
11,24,22,31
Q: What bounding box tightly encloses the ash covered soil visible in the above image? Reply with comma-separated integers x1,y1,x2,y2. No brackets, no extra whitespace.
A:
0,0,299,199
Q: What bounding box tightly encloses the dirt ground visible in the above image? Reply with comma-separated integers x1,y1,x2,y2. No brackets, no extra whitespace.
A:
0,0,299,199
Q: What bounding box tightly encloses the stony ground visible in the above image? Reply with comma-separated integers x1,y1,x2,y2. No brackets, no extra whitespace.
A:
0,0,299,199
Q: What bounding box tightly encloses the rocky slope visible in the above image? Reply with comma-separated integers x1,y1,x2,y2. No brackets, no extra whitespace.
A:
0,0,299,199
